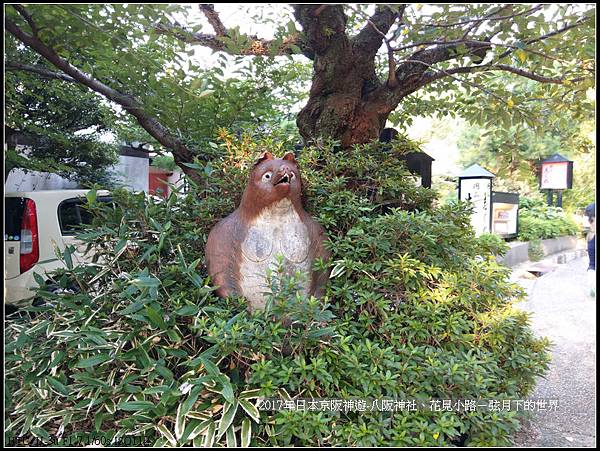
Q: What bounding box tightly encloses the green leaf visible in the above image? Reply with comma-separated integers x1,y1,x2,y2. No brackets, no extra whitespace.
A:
46,376,70,396
241,418,251,447
75,354,111,368
131,275,161,288
181,162,203,170
217,400,238,440
239,389,262,399
216,375,235,404
175,403,186,440
33,272,46,288
175,305,200,316
187,419,212,441
118,401,156,412
239,398,260,423
86,188,97,204
156,423,177,446
226,424,237,447
144,305,167,329
204,420,216,447
63,245,74,269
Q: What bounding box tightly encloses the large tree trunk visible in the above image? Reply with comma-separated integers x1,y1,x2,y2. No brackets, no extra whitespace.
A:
298,72,392,148
295,5,394,148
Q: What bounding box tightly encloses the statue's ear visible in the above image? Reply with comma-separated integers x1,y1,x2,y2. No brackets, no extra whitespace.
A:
282,152,296,163
253,151,274,167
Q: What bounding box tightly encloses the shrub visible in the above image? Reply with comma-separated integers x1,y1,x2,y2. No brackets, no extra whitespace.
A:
5,134,550,447
475,233,509,258
517,196,580,242
527,239,544,262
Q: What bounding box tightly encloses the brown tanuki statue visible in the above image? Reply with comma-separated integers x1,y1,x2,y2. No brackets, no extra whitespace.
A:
205,152,330,311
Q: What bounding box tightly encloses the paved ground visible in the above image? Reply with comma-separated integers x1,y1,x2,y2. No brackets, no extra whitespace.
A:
511,256,596,447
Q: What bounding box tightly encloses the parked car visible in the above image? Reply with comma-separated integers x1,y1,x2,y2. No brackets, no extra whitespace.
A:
4,189,111,308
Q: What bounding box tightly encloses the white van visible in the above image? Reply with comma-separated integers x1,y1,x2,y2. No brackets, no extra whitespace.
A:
4,189,111,308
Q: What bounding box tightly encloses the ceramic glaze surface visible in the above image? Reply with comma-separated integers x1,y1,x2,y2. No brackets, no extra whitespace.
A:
239,199,310,309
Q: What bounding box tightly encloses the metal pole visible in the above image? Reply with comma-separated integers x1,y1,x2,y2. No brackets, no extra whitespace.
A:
556,191,563,208
547,190,554,206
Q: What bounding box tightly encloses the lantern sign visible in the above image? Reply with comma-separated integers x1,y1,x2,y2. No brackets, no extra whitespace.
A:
539,153,573,207
458,164,496,236
540,153,573,190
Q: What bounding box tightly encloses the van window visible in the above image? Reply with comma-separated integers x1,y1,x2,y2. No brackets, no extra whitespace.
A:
5,198,26,241
58,197,112,235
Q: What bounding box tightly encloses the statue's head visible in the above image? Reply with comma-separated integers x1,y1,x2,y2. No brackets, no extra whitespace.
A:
241,151,303,214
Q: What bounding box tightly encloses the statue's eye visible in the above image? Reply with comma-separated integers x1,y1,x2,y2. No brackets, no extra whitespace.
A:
262,172,272,182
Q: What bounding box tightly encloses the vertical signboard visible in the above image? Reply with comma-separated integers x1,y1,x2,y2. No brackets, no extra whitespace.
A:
460,178,492,235
540,162,571,190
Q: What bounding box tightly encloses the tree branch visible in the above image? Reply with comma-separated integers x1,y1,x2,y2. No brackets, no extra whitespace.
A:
6,61,76,83
198,4,227,36
460,5,513,39
416,4,544,29
392,39,492,89
152,21,311,58
423,64,586,85
347,5,406,88
293,4,348,58
13,4,40,36
351,5,405,57
5,17,203,181
497,16,591,60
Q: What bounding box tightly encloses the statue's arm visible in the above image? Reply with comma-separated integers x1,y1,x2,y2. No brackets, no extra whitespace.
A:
205,215,240,297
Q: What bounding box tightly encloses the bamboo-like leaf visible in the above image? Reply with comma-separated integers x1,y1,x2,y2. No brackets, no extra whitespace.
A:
63,245,74,269
19,414,34,437
217,400,238,440
156,423,177,446
241,418,251,447
239,388,262,399
187,411,211,420
225,425,237,447
75,353,110,368
239,399,260,423
204,420,216,447
46,376,70,396
144,305,167,330
117,400,155,411
153,437,168,447
329,262,345,278
94,412,105,432
105,399,116,414
187,419,212,441
48,350,65,370
175,403,186,440
180,385,202,416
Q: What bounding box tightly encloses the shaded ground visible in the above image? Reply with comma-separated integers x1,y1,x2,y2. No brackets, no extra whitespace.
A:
511,256,596,447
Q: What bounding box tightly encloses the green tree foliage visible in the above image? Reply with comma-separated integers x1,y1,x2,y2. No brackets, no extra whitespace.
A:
517,196,580,242
5,139,550,447
457,110,595,210
5,46,118,184
5,4,595,171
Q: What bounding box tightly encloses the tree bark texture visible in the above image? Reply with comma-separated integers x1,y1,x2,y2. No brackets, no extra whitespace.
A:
294,5,397,148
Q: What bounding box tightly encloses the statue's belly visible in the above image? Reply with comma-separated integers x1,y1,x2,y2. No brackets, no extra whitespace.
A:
239,206,311,310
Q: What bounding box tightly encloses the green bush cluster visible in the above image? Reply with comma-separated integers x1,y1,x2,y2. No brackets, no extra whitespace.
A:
474,233,509,258
527,239,545,262
5,135,550,447
517,196,580,242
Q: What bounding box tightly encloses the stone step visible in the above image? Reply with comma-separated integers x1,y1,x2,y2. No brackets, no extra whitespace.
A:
551,249,588,265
